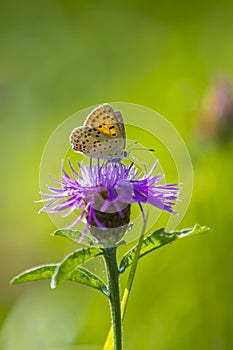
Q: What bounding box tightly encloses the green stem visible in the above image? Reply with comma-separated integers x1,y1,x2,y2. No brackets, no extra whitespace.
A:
104,247,122,350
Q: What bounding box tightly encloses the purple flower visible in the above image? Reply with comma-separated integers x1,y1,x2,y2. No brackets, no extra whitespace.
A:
199,75,233,140
40,159,180,245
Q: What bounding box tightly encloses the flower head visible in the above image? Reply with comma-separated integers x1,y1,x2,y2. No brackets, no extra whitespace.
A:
40,159,180,246
199,75,233,141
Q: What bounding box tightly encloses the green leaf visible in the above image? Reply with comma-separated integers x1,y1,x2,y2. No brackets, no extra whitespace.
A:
51,247,104,289
10,264,108,295
119,224,210,273
10,264,56,284
68,266,108,295
52,229,93,245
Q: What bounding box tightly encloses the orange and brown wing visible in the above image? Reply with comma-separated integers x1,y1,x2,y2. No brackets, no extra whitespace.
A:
84,104,123,139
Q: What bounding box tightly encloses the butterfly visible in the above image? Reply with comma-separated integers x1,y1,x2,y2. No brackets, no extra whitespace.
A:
70,103,128,160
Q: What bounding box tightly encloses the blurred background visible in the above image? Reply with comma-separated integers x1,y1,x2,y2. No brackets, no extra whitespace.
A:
1,0,233,349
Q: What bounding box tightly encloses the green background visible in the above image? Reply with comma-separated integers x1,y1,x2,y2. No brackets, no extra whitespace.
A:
1,1,233,349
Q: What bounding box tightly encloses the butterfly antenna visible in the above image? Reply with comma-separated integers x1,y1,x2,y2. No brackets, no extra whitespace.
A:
127,141,155,153
130,147,155,152
127,141,139,150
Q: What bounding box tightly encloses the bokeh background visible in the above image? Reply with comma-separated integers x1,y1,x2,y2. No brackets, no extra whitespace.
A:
1,1,233,349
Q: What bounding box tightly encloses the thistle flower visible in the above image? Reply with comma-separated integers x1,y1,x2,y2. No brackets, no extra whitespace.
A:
40,159,180,246
199,75,233,141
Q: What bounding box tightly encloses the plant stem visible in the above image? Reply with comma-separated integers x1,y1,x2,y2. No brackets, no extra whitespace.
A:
104,247,122,350
103,215,147,350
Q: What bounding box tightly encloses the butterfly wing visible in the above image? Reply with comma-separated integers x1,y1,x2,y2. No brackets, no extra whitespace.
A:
85,103,126,148
70,104,126,160
114,110,126,149
70,126,124,159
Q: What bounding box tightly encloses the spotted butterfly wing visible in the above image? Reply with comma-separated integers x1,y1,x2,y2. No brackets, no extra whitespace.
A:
70,104,126,160
114,110,126,147
85,104,126,146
